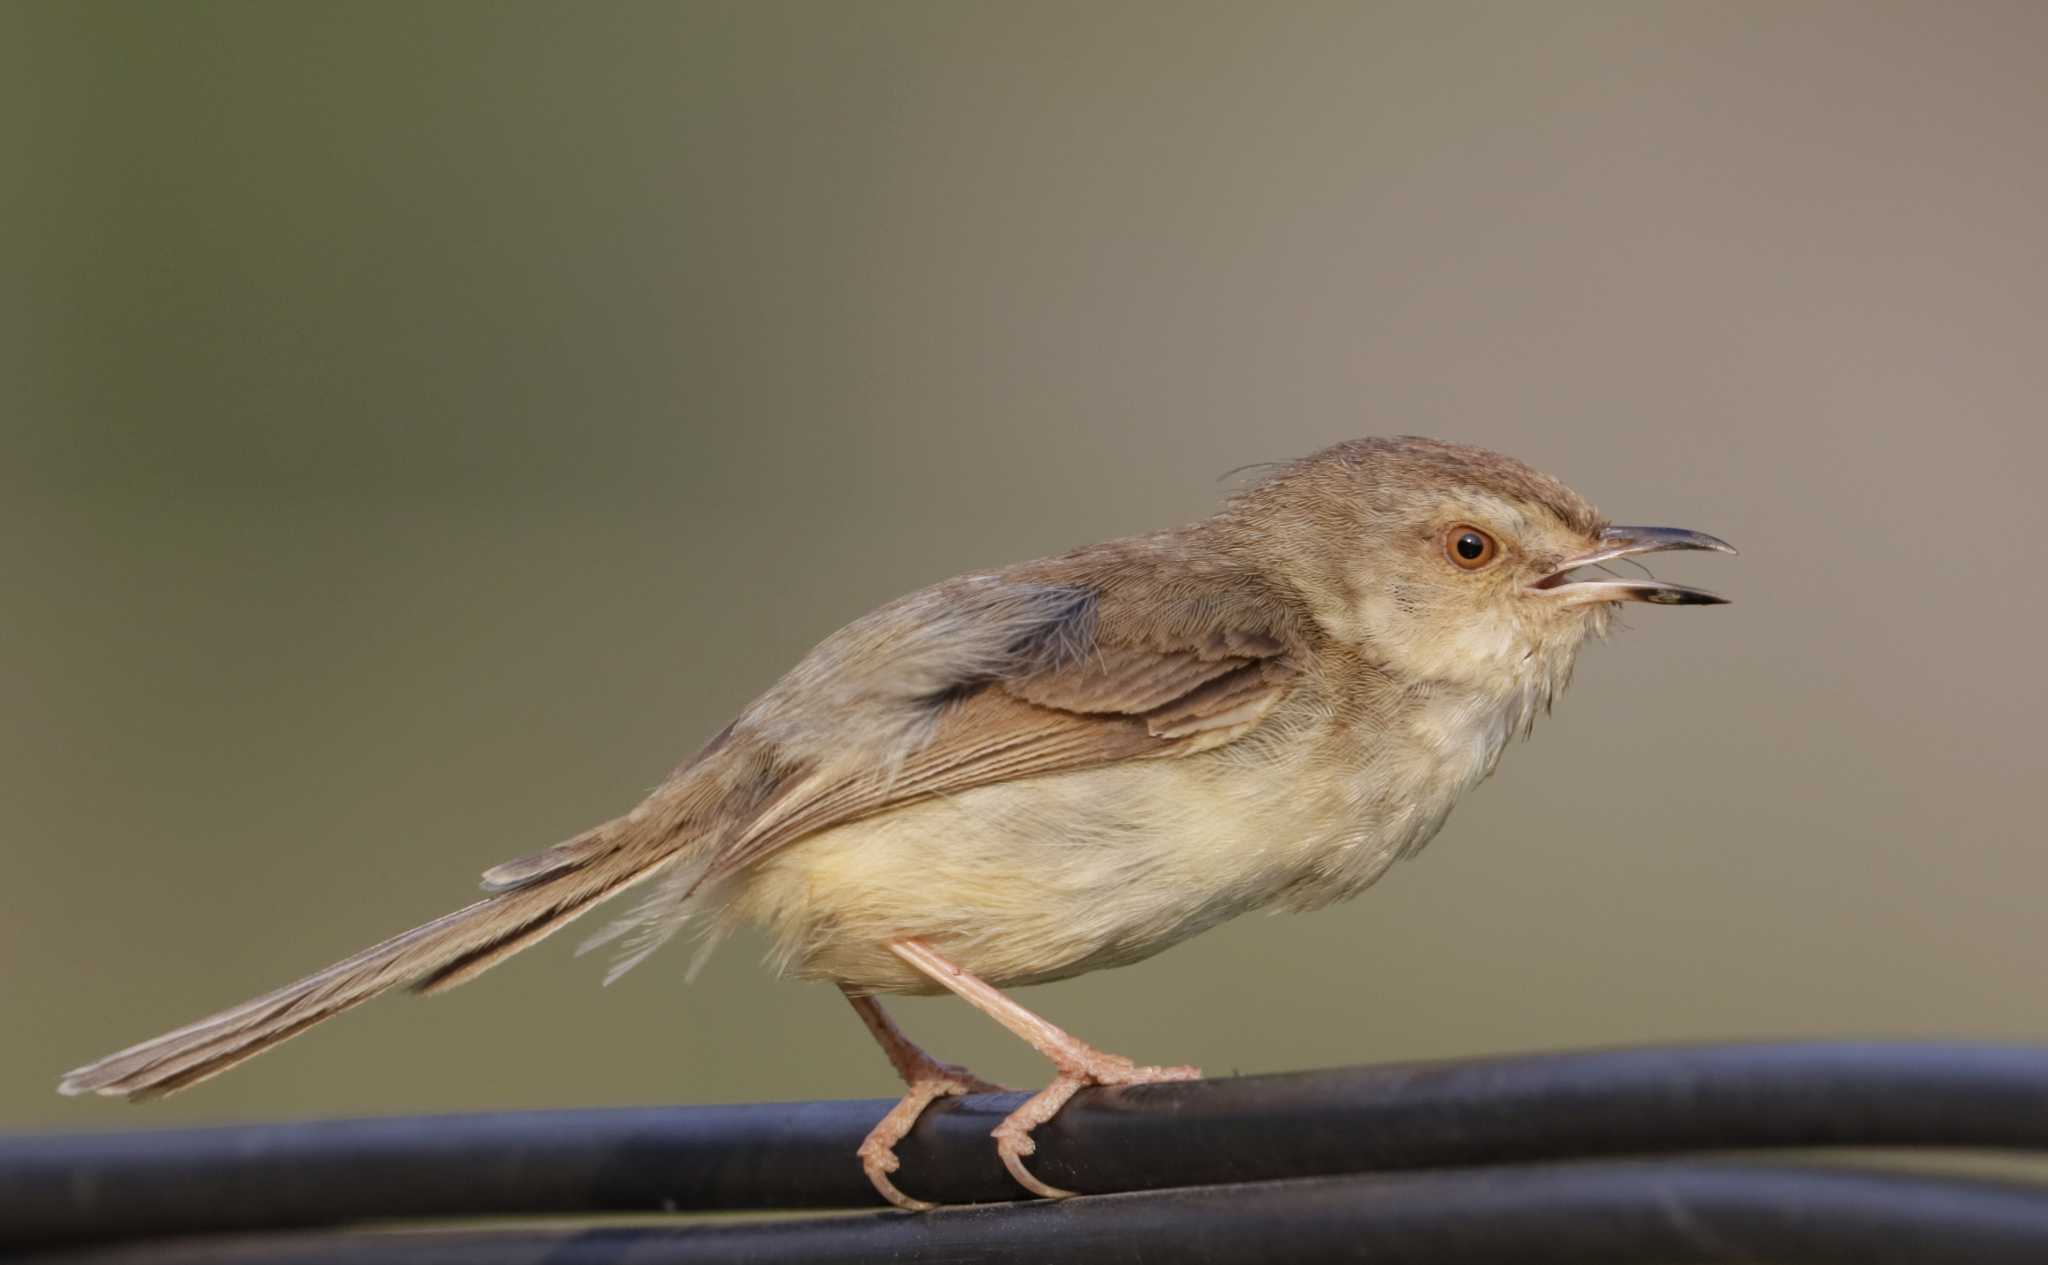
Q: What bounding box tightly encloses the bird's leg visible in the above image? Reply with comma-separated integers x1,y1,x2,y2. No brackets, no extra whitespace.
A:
886,937,1201,1200
841,985,1004,1211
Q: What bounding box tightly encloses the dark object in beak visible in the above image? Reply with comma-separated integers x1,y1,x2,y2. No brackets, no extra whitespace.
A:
1531,525,1736,606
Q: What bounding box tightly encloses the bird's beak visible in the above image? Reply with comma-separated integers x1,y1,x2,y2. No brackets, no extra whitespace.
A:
1530,525,1736,606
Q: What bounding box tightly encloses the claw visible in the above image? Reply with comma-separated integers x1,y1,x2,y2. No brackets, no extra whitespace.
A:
858,1129,934,1212
997,1131,1075,1199
990,1062,1203,1200
992,1075,1084,1199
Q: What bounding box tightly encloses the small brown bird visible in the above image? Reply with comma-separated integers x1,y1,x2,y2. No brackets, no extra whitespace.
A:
60,436,1732,1209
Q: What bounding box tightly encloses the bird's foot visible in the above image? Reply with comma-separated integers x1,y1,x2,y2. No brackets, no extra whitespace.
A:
859,1055,1005,1211
992,1052,1202,1199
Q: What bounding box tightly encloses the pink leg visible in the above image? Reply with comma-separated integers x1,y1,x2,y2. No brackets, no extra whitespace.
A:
886,937,1200,1200
842,985,1004,1211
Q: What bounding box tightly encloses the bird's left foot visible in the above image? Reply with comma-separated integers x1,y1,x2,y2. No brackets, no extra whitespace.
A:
859,1056,1006,1211
843,987,1007,1210
991,1050,1202,1199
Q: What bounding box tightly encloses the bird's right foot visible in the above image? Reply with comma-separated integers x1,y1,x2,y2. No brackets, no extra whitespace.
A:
990,1050,1201,1199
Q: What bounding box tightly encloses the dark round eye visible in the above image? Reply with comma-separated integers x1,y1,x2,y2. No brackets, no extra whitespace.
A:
1446,525,1498,570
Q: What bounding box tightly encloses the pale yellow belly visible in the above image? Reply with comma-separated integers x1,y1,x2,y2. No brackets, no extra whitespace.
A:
727,751,1397,993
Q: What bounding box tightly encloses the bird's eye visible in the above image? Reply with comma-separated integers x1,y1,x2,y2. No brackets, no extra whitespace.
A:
1445,525,1498,570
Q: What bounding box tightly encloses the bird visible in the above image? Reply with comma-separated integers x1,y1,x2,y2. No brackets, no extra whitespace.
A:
58,435,1734,1210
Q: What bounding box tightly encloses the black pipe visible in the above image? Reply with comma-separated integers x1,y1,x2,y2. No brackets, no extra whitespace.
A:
25,1162,2048,1265
8,1042,2048,1248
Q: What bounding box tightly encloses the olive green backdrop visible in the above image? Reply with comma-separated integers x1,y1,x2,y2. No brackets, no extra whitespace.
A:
5,2,2045,1132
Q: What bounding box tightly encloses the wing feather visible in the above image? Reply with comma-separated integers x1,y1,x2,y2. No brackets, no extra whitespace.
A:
700,565,1304,884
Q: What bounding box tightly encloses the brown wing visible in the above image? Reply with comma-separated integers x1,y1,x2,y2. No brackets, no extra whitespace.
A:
697,548,1306,885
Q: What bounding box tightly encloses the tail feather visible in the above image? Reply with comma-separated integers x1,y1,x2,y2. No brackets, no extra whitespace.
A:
476,824,610,893
412,853,678,996
58,820,675,1101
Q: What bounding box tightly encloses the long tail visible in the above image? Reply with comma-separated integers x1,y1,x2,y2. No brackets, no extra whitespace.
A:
58,816,680,1101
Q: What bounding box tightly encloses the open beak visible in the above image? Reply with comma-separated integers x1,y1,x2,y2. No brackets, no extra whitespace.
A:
1530,525,1736,606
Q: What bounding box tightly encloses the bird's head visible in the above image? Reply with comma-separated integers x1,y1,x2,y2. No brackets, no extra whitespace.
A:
1227,436,1733,699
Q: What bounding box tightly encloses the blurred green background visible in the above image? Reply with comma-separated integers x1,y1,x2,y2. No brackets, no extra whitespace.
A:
5,1,2046,1133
